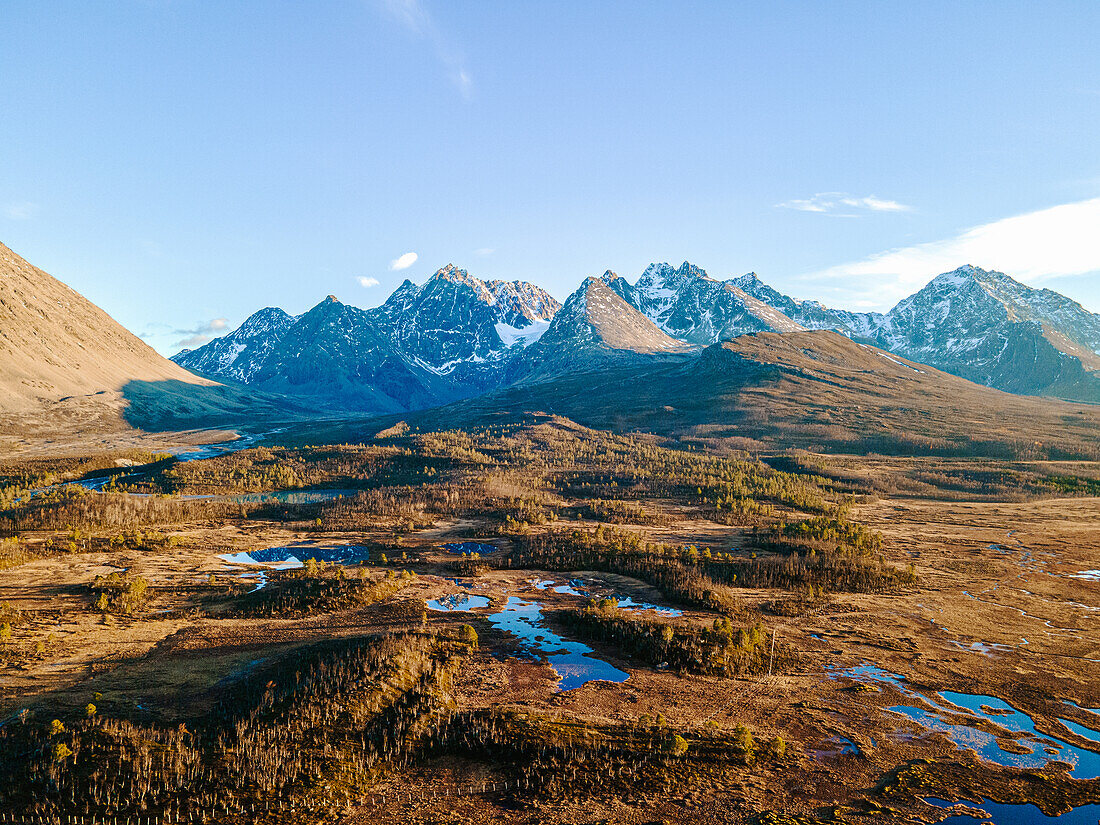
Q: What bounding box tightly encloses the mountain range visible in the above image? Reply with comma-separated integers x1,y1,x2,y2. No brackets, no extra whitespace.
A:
4,240,1100,459
735,265,1100,401
174,259,1100,412
175,265,561,413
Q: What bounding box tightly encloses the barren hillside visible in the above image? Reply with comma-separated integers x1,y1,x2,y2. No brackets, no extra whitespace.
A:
0,242,289,439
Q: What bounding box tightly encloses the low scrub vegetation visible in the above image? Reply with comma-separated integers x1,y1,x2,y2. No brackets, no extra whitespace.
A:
230,565,414,618
560,600,788,676
90,571,151,615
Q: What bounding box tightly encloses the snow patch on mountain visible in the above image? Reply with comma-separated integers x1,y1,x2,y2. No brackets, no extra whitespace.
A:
495,319,550,348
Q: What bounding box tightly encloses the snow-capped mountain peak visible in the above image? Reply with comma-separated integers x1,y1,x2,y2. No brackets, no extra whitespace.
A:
171,258,1100,413
738,265,1100,401
171,306,296,383
614,261,803,344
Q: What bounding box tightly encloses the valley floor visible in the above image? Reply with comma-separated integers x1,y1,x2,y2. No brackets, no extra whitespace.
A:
0,420,1097,824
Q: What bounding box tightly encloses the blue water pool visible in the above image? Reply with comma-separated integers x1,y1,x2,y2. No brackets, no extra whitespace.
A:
925,797,1100,823
488,596,629,691
442,541,499,555
219,543,372,567
832,663,1100,778
426,594,491,612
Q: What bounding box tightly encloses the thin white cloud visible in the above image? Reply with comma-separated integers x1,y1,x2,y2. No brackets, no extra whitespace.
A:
389,252,418,271
473,247,494,256
800,196,1100,309
382,0,429,32
173,317,230,349
358,275,381,287
380,0,472,99
3,201,39,220
778,192,911,216
455,69,472,97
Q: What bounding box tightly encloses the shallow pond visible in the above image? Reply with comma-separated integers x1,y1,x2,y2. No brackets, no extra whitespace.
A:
1057,717,1100,745
219,551,303,570
530,577,683,616
832,665,1100,778
488,596,629,691
223,489,356,504
812,736,860,759
925,797,1100,823
949,640,1011,656
441,541,499,555
533,578,589,597
219,543,373,590
218,543,371,569
426,593,491,612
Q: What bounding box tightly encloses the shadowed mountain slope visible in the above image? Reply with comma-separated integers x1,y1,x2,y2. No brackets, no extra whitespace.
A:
399,330,1100,460
246,295,449,414
173,265,561,413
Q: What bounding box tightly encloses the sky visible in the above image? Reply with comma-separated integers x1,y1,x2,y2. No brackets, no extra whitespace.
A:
1,1,1099,355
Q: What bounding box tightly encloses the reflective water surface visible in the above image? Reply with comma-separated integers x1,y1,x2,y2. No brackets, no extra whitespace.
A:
488,596,629,691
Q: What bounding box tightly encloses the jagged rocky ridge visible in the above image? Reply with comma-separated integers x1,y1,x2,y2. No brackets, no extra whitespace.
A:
734,265,1100,402
513,276,689,382
174,265,563,413
606,262,805,344
174,307,297,383
173,261,1100,412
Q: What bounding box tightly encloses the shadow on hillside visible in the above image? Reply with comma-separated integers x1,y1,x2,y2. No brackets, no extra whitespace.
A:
120,378,311,432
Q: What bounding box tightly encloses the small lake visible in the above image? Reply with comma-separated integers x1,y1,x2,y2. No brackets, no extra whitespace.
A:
223,488,355,504
218,543,372,568
949,640,1011,656
426,594,491,612
488,596,629,691
812,736,860,759
530,576,683,616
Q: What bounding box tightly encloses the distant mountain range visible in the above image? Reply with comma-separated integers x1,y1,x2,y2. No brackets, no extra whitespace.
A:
175,265,562,413
4,239,1100,457
174,259,1100,412
736,265,1100,401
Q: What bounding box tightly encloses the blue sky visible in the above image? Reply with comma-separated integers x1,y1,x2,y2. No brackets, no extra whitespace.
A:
2,1,1099,354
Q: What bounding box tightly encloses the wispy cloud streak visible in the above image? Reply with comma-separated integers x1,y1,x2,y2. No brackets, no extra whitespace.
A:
381,0,472,99
778,192,911,216
173,318,229,349
2,201,39,220
799,197,1100,308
